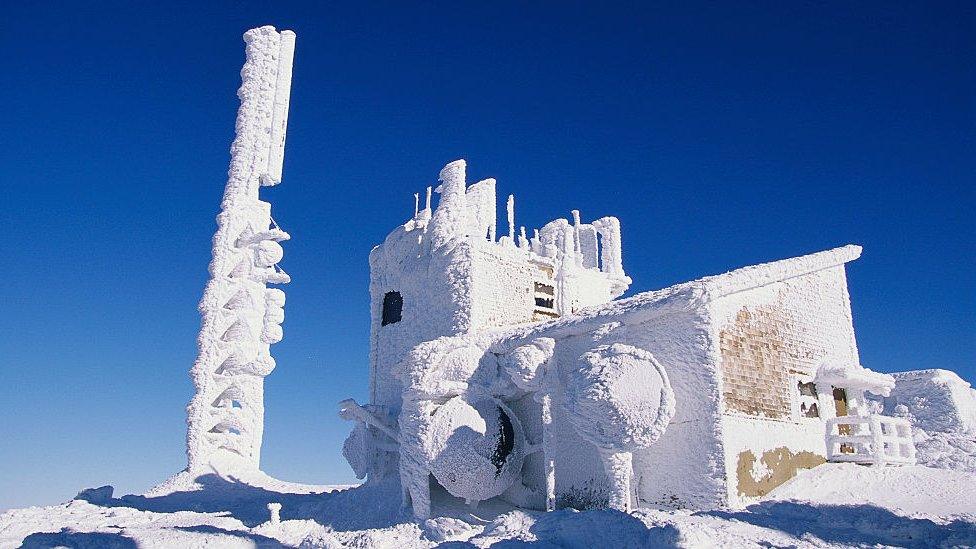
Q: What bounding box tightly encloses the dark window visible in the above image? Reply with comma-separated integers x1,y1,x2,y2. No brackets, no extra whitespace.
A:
797,381,820,418
535,297,554,309
381,291,402,326
798,381,818,397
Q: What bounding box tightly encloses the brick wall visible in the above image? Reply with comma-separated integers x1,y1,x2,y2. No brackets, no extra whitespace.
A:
719,304,814,419
714,266,859,420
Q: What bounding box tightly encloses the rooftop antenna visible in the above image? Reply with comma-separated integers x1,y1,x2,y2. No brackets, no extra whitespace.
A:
571,210,583,263
507,194,516,242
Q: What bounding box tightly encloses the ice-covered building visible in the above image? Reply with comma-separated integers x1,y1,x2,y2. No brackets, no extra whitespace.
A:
339,159,915,517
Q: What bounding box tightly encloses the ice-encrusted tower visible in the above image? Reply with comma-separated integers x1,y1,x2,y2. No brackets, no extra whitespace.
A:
356,161,632,480
185,26,296,473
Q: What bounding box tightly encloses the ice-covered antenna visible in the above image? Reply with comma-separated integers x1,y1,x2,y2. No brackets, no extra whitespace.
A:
187,26,296,474
507,194,515,241
414,193,419,217
261,30,296,187
425,186,432,210
571,210,582,257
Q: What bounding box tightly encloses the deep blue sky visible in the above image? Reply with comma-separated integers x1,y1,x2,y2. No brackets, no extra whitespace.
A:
1,1,973,510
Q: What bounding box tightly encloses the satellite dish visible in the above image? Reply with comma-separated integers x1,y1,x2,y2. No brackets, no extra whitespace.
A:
423,396,527,503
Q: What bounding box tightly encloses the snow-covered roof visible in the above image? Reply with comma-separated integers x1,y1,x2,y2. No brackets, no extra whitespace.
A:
493,244,862,351
889,369,972,386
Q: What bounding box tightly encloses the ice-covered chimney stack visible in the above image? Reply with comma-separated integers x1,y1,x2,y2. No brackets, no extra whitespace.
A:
429,160,467,249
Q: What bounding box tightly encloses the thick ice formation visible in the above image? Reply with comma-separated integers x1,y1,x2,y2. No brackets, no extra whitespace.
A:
815,362,895,397
185,26,296,474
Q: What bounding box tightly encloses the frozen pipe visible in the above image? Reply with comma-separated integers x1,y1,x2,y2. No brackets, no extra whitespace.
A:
425,186,432,211
262,30,296,187
414,193,419,217
571,210,583,266
506,194,515,242
541,392,556,512
602,450,633,513
429,160,467,249
594,217,623,276
267,503,282,525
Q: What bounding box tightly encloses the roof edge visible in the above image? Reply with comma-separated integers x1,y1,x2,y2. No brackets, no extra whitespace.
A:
698,244,862,302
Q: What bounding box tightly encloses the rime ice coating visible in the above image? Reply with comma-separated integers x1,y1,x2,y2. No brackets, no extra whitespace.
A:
186,26,295,474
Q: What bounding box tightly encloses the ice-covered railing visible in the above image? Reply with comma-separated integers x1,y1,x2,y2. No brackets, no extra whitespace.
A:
826,415,916,466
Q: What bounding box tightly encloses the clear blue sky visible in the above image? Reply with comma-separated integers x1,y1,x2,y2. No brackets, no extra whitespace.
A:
1,1,973,510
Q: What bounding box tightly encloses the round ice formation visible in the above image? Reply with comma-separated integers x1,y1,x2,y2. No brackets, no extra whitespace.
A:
423,396,526,502
253,240,284,267
563,344,675,450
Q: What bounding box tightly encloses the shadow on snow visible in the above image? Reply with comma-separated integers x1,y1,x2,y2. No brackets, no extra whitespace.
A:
92,473,406,530
68,476,976,548
701,500,976,549
20,529,138,549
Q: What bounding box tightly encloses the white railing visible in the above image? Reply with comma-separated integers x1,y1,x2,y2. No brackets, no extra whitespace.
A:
825,414,916,465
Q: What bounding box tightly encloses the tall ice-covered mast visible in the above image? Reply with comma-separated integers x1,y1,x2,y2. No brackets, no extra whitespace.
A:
186,26,296,473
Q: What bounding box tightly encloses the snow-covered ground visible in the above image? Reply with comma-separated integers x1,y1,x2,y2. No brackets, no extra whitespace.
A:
2,464,974,548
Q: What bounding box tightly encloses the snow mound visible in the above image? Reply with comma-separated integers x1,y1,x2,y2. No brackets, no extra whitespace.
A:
876,369,976,473
912,429,976,473
768,463,976,518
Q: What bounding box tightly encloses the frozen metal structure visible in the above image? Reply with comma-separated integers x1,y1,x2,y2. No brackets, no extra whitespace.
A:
185,26,296,474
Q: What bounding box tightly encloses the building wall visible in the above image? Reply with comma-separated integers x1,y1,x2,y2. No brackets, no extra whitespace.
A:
560,267,615,315
542,307,727,511
469,242,552,330
707,265,859,507
369,227,474,414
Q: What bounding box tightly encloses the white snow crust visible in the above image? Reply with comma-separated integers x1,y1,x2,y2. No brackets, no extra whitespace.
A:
879,369,976,473
3,464,975,548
